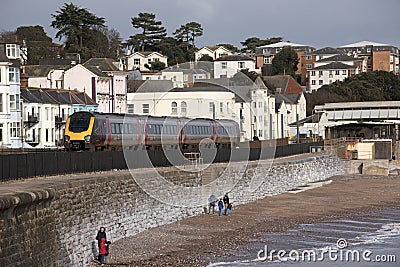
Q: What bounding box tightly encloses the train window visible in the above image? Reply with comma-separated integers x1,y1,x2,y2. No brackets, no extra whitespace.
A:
172,125,177,134
111,123,116,134
124,124,129,134
116,124,121,134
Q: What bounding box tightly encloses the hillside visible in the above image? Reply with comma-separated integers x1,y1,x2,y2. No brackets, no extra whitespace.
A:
305,71,400,115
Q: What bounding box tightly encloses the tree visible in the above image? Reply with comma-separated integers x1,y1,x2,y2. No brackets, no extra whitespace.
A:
154,37,186,65
240,37,282,53
174,21,203,48
271,47,299,76
50,3,105,55
198,54,214,62
16,26,55,64
305,71,400,115
128,12,167,52
148,61,166,71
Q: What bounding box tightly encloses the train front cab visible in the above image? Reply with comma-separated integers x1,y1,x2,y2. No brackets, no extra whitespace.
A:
64,112,95,151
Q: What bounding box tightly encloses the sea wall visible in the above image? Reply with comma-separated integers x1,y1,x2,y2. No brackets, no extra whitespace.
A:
0,153,343,266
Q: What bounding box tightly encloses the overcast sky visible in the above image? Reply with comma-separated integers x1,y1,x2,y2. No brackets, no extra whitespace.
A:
1,0,399,49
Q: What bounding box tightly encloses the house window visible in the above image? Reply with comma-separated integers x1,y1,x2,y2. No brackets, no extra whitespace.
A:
258,129,263,137
319,71,323,76
6,44,19,58
259,102,262,108
0,94,2,112
319,80,323,85
8,67,19,83
10,95,16,109
306,64,312,69
263,49,268,54
335,70,340,75
220,102,223,112
0,123,2,142
148,58,152,63
306,55,312,60
154,58,160,62
342,70,347,75
254,116,256,123
209,102,215,114
181,101,187,114
134,59,140,65
264,57,270,64
171,102,177,114
46,129,49,142
142,103,149,114
311,71,315,76
10,122,20,137
259,116,262,122
127,104,134,113
238,62,245,69
221,62,227,69
368,65,372,69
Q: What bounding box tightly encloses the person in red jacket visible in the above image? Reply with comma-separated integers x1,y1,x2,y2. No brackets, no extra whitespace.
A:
96,227,108,265
98,237,107,265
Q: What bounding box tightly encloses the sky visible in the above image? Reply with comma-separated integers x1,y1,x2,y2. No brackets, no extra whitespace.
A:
0,0,399,50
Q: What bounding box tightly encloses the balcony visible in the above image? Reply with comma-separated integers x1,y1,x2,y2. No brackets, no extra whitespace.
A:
55,114,68,129
24,113,39,129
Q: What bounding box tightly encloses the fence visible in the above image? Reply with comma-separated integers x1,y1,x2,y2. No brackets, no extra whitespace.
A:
0,141,324,182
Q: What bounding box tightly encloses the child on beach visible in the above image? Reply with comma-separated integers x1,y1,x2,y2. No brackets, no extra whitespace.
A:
226,203,232,216
218,199,223,216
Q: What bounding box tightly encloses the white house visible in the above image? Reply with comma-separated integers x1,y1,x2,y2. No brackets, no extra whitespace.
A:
195,46,233,61
83,58,127,113
125,51,168,71
21,88,97,147
308,62,359,92
214,55,258,79
0,43,22,148
64,59,127,114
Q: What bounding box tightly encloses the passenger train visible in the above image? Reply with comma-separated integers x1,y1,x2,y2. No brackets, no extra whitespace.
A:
64,111,240,151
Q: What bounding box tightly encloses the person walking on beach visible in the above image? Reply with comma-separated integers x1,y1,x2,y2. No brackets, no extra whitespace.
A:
208,195,217,214
223,193,230,215
96,227,108,265
218,199,224,216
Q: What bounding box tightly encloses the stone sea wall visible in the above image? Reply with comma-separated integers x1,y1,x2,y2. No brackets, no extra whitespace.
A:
0,153,343,266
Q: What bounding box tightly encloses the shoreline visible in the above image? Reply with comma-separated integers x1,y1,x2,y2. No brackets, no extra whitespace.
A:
96,174,400,267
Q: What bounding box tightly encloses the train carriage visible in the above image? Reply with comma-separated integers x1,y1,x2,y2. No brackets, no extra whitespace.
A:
64,111,240,151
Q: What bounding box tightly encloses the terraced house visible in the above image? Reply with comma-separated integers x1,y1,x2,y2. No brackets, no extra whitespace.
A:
0,43,22,148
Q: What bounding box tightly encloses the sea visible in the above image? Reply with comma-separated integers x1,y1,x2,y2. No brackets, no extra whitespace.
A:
207,209,400,267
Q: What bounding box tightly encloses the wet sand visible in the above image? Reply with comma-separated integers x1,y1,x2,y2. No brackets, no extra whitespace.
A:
95,174,400,267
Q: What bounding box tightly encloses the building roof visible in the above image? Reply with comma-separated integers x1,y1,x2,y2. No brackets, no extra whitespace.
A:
23,65,71,77
315,101,400,111
127,80,174,93
275,94,301,111
263,75,304,95
0,44,11,62
83,58,120,72
316,54,363,63
162,68,210,75
313,62,356,70
312,47,341,55
288,113,322,126
258,41,309,49
83,65,110,78
338,41,391,48
21,88,97,105
214,54,254,61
